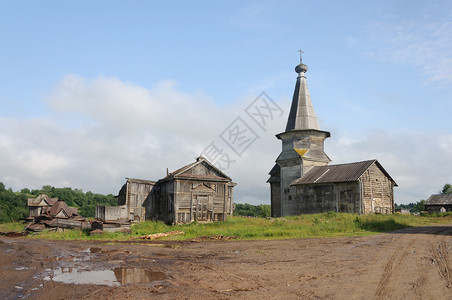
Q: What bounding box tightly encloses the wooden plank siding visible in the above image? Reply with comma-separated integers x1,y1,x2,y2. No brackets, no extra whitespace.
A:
360,164,394,214
144,157,235,224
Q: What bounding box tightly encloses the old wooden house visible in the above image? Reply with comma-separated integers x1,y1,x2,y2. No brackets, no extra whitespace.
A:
96,178,155,222
424,194,452,212
268,55,397,217
27,193,58,217
28,193,79,218
145,156,236,224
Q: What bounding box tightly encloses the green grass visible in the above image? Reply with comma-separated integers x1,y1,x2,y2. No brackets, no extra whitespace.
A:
2,213,452,241
0,222,25,232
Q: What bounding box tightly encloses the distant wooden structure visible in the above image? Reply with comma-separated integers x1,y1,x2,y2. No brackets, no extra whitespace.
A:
269,55,397,216
145,156,236,224
424,194,452,212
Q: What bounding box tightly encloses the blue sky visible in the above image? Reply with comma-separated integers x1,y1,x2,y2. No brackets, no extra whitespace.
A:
1,1,451,204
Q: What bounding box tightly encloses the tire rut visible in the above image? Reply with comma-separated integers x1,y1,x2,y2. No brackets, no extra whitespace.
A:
430,240,452,288
374,238,414,299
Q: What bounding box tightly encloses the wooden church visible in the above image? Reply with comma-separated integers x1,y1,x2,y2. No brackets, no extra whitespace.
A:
268,54,397,217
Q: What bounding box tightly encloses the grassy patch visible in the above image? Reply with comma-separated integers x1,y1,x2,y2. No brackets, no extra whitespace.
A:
0,222,25,232
3,213,452,241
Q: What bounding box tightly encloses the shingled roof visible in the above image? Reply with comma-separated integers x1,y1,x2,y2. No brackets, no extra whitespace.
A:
291,159,397,186
425,194,452,206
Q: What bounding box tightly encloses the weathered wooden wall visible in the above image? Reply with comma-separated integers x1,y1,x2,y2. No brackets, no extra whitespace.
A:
293,182,360,215
270,182,281,217
361,164,394,214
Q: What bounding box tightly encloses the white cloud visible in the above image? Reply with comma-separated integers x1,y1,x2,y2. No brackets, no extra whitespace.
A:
328,129,452,204
1,74,450,205
364,18,452,86
0,75,286,204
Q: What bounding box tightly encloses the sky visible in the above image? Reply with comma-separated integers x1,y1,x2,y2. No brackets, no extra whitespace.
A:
0,0,451,205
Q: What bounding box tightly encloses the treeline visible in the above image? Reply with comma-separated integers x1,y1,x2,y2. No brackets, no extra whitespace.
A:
394,200,425,213
395,183,452,213
0,182,117,223
234,203,271,218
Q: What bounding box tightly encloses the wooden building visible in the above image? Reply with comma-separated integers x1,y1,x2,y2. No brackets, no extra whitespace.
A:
96,178,155,222
268,55,397,216
145,156,236,224
28,193,79,218
424,194,452,212
27,193,58,217
291,160,397,215
118,178,156,221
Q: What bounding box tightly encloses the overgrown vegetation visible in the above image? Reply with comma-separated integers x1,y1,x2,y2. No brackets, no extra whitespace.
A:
0,182,117,222
234,203,271,217
12,213,452,241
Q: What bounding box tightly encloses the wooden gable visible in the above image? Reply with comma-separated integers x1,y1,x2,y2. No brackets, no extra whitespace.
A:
176,160,230,181
55,209,69,219
192,183,216,193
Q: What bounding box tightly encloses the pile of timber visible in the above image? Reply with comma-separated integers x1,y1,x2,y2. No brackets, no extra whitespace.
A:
141,230,185,240
25,215,91,232
190,234,238,242
91,219,132,232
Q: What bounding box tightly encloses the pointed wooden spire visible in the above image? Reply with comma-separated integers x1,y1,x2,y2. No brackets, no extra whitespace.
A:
285,52,320,131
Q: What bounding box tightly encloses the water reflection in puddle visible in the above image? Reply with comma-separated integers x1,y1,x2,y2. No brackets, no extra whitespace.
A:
145,244,181,249
115,268,167,285
44,267,167,286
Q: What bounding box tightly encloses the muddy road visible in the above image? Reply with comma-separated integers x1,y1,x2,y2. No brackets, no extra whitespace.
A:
1,225,452,299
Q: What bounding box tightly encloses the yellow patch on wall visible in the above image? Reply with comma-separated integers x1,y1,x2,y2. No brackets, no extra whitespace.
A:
294,148,309,157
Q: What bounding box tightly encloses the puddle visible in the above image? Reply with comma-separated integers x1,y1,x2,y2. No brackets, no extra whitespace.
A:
44,267,167,286
145,244,181,249
90,247,102,253
115,267,167,285
44,268,119,286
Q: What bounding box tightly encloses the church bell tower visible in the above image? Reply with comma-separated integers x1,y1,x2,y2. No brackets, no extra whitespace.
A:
268,52,331,217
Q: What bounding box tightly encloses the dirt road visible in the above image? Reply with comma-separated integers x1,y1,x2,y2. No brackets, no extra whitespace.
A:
1,225,451,299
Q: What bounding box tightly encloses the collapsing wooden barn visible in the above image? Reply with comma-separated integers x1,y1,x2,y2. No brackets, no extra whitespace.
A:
268,55,397,217
26,193,89,231
96,178,155,222
145,156,236,224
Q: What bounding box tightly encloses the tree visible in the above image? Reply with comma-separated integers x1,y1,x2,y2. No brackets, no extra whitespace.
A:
413,200,426,213
257,204,271,218
20,188,31,194
441,183,452,194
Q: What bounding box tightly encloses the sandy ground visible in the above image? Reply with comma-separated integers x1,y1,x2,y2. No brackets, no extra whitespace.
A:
1,225,452,299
